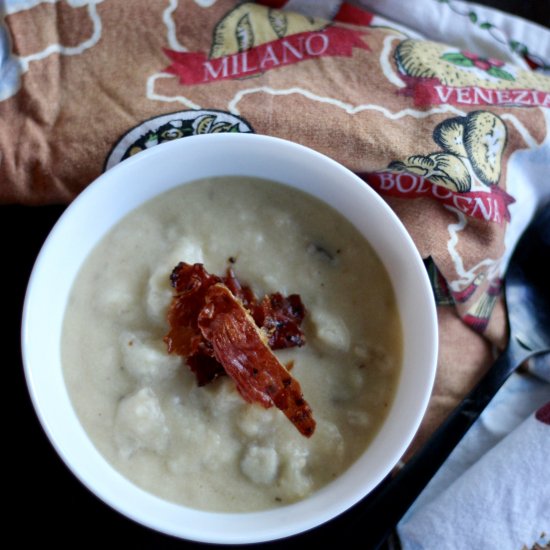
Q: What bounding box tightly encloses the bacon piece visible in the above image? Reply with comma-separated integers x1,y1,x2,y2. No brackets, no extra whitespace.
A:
164,262,219,355
165,262,307,379
222,268,306,349
222,267,257,310
198,283,316,437
186,351,225,386
254,293,306,349
164,262,314,435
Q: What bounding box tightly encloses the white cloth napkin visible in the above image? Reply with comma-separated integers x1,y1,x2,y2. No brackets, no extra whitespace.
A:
397,365,550,550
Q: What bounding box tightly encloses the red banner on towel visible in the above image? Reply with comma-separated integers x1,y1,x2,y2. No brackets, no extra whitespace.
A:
164,27,369,85
404,78,550,108
362,171,515,224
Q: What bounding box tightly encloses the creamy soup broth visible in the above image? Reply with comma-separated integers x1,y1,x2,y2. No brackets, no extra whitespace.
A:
62,177,402,512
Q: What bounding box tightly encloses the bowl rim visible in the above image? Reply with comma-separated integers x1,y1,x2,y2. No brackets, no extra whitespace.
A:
21,133,438,544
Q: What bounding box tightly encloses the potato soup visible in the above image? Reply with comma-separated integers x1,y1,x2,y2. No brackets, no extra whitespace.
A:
61,177,402,512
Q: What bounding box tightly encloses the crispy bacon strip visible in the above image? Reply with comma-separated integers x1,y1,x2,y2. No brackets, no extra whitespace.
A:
197,283,315,437
164,263,224,384
253,293,306,349
223,268,306,349
222,267,257,310
185,353,225,387
164,262,219,356
165,263,306,381
164,262,314,435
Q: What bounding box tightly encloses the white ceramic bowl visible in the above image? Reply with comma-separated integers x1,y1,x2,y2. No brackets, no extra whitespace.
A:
22,133,437,545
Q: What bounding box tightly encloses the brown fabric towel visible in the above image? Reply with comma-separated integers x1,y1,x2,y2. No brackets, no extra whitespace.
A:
2,0,549,459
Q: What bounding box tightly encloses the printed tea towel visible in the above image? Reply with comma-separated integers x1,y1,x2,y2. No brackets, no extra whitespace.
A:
2,0,549,547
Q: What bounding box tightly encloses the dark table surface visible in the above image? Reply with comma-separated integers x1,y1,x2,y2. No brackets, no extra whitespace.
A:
5,2,548,549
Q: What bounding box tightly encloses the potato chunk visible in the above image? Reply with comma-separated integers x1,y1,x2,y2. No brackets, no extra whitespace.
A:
114,387,169,458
